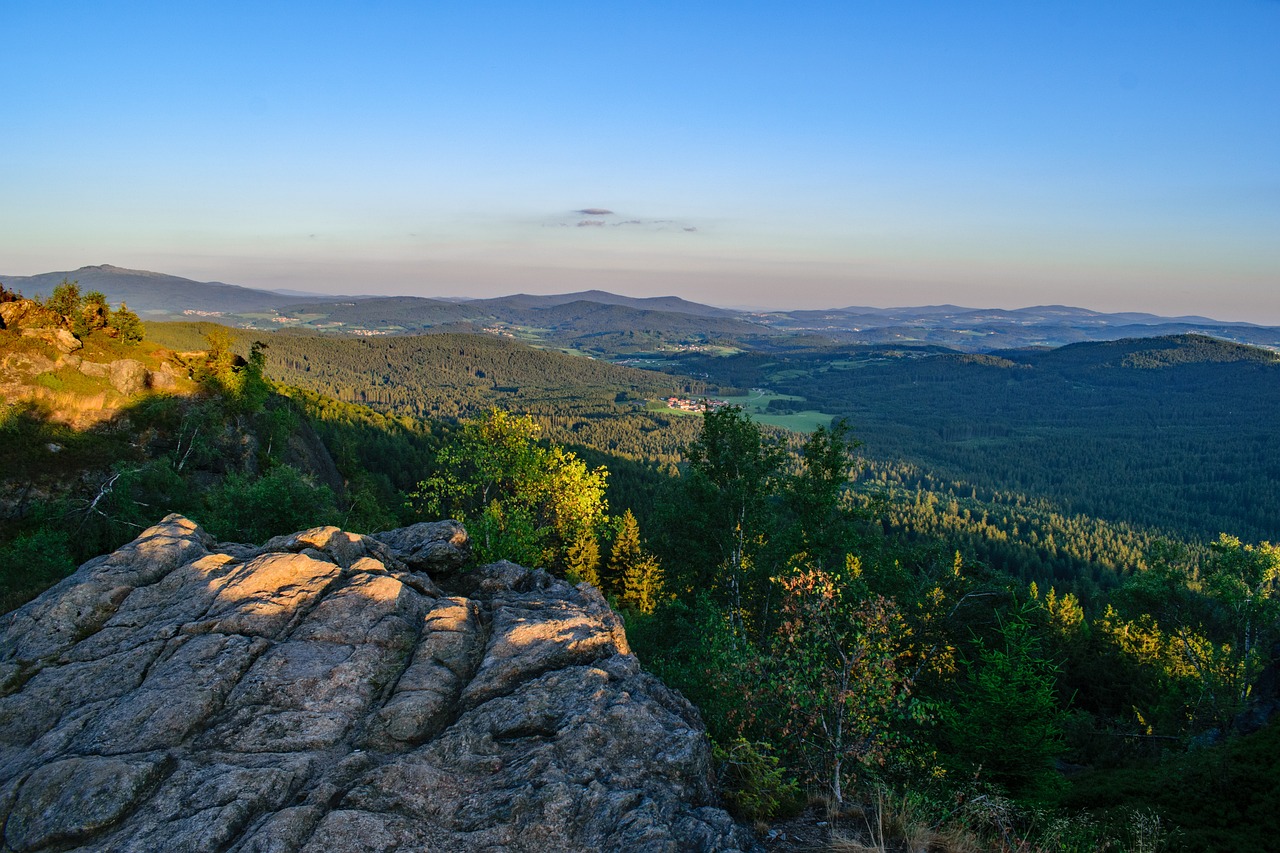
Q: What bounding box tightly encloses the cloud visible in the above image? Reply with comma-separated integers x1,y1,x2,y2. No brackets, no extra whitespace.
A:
545,208,701,234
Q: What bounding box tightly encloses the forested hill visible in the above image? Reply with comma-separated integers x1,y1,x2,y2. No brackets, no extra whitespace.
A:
271,295,769,352
145,324,711,462
0,264,330,315
1012,332,1280,369
466,289,741,318
655,334,1280,544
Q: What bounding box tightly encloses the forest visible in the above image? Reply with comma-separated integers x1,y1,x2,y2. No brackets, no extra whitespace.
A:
3,315,1278,851
650,334,1280,544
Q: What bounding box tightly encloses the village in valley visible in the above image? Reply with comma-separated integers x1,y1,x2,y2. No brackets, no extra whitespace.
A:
664,395,729,413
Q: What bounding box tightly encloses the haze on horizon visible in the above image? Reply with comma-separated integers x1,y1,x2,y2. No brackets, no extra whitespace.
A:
2,2,1277,324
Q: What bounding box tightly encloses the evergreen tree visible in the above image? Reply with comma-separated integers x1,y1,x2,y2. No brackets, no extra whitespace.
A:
608,508,644,595
566,530,602,587
621,553,665,615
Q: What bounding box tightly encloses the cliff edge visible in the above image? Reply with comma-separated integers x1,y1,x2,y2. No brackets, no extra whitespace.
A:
0,516,756,852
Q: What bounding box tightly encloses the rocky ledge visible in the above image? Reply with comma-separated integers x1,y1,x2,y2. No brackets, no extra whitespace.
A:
0,516,756,852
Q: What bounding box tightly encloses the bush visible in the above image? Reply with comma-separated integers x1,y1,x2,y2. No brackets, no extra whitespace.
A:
107,302,144,344
0,527,76,611
713,738,803,822
199,466,339,543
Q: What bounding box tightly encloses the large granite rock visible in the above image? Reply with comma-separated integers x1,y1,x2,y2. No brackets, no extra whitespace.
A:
0,516,755,852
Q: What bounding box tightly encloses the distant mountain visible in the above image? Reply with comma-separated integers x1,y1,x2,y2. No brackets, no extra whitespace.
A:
0,265,338,316
759,303,1280,351
282,296,485,329
470,290,740,319
5,265,1278,354
270,287,367,300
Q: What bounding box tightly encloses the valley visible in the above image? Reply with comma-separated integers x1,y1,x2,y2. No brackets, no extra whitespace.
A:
3,272,1280,851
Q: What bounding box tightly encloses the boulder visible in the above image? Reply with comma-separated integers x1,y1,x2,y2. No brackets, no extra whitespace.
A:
0,352,56,378
0,301,38,329
20,327,82,354
147,361,179,391
78,360,111,379
0,516,756,852
107,358,148,395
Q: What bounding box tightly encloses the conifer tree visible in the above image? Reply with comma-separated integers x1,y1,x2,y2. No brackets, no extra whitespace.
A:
621,553,664,614
607,508,643,596
566,530,602,587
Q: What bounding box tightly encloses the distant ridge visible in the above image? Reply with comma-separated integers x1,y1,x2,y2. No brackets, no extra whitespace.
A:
468,290,740,319
3,264,1276,353
0,264,338,315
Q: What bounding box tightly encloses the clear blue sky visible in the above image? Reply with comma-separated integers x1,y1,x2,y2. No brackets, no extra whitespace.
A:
3,1,1278,321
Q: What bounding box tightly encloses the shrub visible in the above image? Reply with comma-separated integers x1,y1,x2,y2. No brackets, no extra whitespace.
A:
713,738,803,823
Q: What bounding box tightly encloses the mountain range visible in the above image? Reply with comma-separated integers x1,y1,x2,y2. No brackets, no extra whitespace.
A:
5,264,1278,353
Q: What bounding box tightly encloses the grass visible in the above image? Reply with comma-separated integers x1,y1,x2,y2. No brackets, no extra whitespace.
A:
34,366,114,397
642,389,836,433
715,389,836,433
752,410,835,432
716,389,803,410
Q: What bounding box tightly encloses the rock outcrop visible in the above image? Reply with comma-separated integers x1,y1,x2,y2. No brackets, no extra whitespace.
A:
19,328,82,355
0,516,755,852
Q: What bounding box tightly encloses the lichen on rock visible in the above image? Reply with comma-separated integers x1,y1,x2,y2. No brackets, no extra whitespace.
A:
0,515,757,852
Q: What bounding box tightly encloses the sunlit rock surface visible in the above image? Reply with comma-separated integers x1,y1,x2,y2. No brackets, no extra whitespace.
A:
0,515,755,852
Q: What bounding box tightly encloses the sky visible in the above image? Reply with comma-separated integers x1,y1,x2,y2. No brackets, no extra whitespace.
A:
2,1,1278,322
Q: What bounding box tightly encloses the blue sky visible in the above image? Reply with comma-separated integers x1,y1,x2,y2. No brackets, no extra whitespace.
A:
3,1,1278,321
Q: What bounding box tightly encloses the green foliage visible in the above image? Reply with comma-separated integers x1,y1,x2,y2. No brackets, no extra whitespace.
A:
607,508,666,613
5,314,1279,851
663,405,786,630
621,554,665,615
781,418,864,567
658,336,1280,544
564,530,602,587
0,527,76,612
196,331,270,412
850,462,1178,595
199,466,340,543
29,280,142,344
942,617,1068,802
340,474,404,534
82,290,110,333
71,462,195,558
712,739,803,822
1203,534,1280,678
107,301,144,344
631,595,772,745
1093,534,1280,737
44,278,82,318
1064,719,1280,852
607,508,643,595
771,558,916,803
413,410,609,569
142,324,709,464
